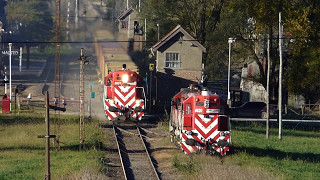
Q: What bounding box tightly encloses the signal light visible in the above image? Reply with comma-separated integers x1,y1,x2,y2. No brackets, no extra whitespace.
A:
149,63,154,72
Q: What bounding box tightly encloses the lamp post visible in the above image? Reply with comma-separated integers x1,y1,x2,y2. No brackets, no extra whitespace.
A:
9,43,12,111
228,38,235,107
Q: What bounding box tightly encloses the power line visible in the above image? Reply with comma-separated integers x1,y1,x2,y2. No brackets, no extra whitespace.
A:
1,36,317,44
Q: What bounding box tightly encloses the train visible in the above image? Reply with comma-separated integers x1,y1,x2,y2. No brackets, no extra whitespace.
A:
169,81,231,156
94,30,145,120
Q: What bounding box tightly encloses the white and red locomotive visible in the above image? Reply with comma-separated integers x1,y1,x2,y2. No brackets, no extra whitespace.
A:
104,64,145,120
169,84,231,156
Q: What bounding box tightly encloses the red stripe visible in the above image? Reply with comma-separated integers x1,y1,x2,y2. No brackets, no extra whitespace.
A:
181,143,191,154
224,134,230,141
192,135,204,146
195,123,218,139
182,133,188,140
114,93,135,106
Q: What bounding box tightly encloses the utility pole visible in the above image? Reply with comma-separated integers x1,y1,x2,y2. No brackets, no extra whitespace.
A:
44,91,51,180
266,35,270,139
38,91,66,180
278,12,283,140
79,48,87,149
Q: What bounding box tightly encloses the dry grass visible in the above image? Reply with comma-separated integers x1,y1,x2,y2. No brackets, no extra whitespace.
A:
58,168,111,180
186,155,274,180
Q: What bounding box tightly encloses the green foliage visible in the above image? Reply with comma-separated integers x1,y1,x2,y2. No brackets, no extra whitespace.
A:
172,155,199,175
140,0,320,101
5,0,54,42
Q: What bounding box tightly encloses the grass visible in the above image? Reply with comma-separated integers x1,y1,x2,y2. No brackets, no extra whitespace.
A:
159,121,320,180
227,122,320,179
0,113,108,180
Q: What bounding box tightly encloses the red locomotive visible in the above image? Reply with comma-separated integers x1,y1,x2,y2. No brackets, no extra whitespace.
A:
169,84,231,156
104,64,145,120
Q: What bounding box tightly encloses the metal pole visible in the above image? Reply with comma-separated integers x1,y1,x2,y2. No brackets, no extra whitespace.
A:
139,0,141,12
157,24,159,41
19,47,22,72
266,35,270,139
227,38,233,107
149,71,152,113
45,91,51,180
75,0,78,29
144,18,147,43
4,66,7,94
278,12,283,140
9,43,12,111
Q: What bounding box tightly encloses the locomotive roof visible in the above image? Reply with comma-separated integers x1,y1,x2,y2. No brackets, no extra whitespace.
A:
173,86,221,100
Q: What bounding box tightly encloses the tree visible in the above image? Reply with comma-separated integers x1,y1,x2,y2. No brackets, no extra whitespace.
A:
5,0,54,43
285,0,320,102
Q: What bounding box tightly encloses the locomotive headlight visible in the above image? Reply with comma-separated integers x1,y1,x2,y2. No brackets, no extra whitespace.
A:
135,99,141,105
122,74,129,83
109,99,114,104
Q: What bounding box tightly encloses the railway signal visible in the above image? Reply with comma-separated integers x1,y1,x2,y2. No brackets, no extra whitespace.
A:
149,63,154,72
79,48,89,149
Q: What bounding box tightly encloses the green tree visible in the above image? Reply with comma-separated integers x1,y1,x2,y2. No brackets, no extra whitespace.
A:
285,0,320,102
5,0,54,43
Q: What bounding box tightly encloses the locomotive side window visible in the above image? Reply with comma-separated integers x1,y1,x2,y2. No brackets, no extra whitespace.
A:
218,105,229,131
210,99,219,108
196,102,203,106
185,103,192,115
220,105,225,115
177,99,182,111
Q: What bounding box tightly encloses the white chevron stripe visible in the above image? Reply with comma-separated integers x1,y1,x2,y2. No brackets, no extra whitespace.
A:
115,87,135,102
115,96,135,107
197,114,216,124
118,85,131,93
194,116,218,134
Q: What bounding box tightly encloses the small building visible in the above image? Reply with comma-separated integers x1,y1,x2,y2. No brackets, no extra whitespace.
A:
117,7,143,51
150,25,206,111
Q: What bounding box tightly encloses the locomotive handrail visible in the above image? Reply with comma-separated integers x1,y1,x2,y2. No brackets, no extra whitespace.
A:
137,86,146,109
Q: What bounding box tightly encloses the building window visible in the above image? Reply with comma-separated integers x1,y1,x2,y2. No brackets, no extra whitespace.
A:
165,53,180,68
121,21,128,29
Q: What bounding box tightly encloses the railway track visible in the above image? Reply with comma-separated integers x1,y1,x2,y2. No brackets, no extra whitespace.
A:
112,122,160,180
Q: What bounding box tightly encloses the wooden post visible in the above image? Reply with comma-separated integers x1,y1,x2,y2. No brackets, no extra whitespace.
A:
45,91,51,180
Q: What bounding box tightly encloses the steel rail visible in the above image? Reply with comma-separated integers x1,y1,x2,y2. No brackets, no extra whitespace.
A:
113,123,160,180
136,125,160,180
112,124,128,180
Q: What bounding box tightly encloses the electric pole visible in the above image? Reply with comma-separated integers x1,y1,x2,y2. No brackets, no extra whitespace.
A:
278,12,283,140
79,48,86,149
266,35,270,139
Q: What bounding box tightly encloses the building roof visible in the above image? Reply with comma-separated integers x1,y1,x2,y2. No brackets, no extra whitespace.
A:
117,7,137,21
151,25,206,53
